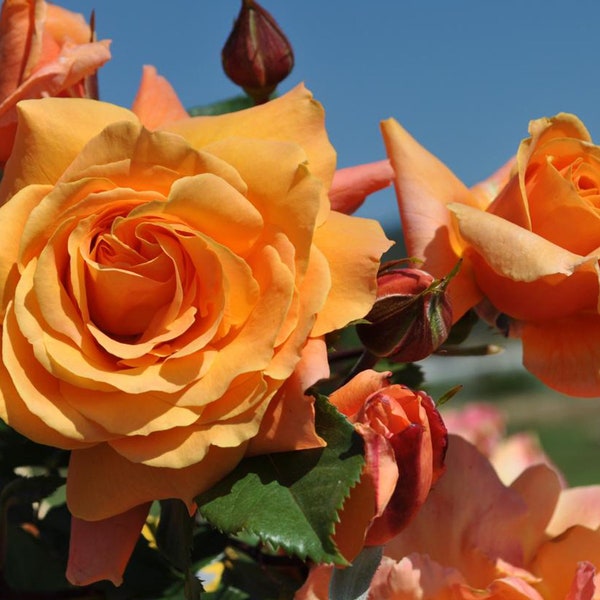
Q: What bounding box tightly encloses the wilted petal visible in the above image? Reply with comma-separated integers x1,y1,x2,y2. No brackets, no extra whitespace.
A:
67,502,151,586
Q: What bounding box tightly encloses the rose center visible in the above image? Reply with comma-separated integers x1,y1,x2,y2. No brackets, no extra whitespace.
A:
84,225,177,339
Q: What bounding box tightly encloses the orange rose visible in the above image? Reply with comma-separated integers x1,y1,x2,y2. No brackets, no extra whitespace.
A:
329,370,447,558
0,85,391,584
0,0,111,164
382,114,600,396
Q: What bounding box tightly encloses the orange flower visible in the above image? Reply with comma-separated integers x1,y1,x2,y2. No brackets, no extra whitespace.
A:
297,434,600,600
0,0,110,164
329,370,447,558
0,85,391,585
381,115,600,396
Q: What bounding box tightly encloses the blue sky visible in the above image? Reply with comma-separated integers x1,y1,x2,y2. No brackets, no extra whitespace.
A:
58,1,600,229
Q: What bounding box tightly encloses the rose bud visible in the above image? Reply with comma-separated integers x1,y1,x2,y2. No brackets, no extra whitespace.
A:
356,265,453,363
222,0,294,104
330,370,448,558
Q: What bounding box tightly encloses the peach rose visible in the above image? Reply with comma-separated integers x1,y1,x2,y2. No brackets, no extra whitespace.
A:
0,0,111,164
329,370,447,558
382,114,600,396
297,435,600,600
0,85,391,584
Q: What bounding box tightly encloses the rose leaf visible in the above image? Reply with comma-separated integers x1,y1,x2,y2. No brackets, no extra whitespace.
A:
196,395,365,565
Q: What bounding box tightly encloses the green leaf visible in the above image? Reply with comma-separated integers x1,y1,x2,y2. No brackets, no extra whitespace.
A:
197,396,364,565
329,545,383,600
187,96,255,116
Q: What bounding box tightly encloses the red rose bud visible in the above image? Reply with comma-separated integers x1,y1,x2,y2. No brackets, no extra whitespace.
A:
330,370,448,556
222,0,294,104
356,265,453,363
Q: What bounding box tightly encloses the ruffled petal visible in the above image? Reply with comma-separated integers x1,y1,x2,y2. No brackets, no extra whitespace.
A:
312,211,392,336
0,98,135,197
163,84,336,191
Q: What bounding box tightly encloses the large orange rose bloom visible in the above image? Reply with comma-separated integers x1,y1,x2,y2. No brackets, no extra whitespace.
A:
0,86,391,583
0,0,111,164
382,115,600,397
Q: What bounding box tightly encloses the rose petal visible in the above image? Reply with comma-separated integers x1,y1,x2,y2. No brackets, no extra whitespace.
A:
67,502,151,586
547,486,600,537
522,314,600,397
329,159,394,215
131,65,188,129
329,369,391,420
67,442,247,520
380,118,483,319
0,0,44,98
312,211,392,336
164,84,337,194
531,526,600,600
247,337,327,455
0,98,135,198
385,435,531,589
565,562,597,600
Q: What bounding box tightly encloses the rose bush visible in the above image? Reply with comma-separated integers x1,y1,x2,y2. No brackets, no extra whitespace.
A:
381,115,600,396
0,0,110,164
0,84,391,584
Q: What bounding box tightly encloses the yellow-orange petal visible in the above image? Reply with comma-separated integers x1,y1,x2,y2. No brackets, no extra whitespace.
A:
311,211,392,336
163,84,336,192
131,65,188,130
0,98,136,197
108,376,271,468
0,183,51,316
528,113,592,151
0,322,93,450
67,503,151,586
329,369,391,420
450,203,597,283
67,441,247,521
247,337,327,456
203,136,322,271
163,173,263,254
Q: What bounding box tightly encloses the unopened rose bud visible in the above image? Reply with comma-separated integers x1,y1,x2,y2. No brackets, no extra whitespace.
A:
357,264,453,363
222,0,294,104
329,370,448,553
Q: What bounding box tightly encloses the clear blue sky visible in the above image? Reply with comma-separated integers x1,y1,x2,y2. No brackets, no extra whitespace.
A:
58,1,600,229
